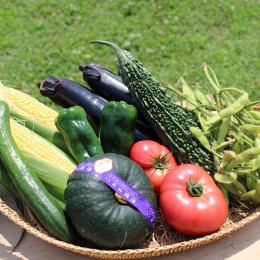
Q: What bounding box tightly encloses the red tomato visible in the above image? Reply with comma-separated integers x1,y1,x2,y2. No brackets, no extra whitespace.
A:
130,140,177,193
160,164,228,236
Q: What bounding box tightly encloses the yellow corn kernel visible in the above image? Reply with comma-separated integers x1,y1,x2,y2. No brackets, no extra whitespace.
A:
0,82,58,131
10,119,75,173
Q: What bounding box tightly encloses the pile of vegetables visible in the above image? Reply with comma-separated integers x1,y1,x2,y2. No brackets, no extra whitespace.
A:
0,40,259,250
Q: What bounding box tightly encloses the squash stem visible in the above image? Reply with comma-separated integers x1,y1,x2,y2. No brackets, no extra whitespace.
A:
114,193,128,205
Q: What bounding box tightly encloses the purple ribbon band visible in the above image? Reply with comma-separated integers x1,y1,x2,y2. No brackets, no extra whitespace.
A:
74,161,157,227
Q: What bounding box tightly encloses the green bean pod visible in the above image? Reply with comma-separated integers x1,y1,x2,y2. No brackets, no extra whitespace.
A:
232,180,247,196
216,139,235,151
218,184,229,205
246,173,258,190
181,78,197,110
240,125,260,135
223,151,236,162
214,172,237,184
217,118,231,145
252,155,260,171
225,147,260,170
240,190,255,202
219,92,249,118
231,141,240,153
241,116,260,125
189,126,211,151
206,115,222,127
197,112,208,132
255,137,260,147
194,89,210,106
252,180,260,204
249,111,260,120
241,133,255,146
253,137,260,171
223,183,240,197
239,142,245,153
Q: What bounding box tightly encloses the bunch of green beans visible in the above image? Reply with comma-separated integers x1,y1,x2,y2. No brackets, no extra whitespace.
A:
167,64,260,207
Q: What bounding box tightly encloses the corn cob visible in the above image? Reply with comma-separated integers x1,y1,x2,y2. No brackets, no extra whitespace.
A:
0,82,57,130
10,119,75,173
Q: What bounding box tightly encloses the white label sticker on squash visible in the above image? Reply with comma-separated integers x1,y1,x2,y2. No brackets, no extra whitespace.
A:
74,160,157,227
94,158,113,173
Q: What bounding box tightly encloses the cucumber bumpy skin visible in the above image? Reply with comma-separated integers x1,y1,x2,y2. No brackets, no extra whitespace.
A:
0,101,73,242
90,41,215,173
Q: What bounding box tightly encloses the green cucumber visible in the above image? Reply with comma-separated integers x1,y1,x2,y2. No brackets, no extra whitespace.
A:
0,101,73,242
0,160,17,196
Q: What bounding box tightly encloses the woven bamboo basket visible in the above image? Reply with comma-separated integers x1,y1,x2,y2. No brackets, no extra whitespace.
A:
1,106,259,259
0,197,259,259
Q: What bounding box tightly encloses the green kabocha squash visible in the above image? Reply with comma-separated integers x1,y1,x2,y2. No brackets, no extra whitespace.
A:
64,153,158,249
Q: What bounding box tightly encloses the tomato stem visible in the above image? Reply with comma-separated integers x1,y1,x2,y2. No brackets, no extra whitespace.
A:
187,177,203,197
152,152,171,170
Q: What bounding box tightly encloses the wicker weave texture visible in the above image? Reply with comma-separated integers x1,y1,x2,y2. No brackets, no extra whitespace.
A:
0,199,259,259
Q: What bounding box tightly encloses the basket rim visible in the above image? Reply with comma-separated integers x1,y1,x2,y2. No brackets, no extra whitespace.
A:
0,198,259,259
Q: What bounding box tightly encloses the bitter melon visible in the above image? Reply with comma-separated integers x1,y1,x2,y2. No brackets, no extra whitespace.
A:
91,41,215,173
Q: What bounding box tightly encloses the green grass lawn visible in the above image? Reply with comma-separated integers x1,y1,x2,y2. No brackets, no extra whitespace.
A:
0,0,259,107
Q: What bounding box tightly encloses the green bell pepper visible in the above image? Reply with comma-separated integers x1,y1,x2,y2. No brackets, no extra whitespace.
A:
55,106,103,163
100,101,137,156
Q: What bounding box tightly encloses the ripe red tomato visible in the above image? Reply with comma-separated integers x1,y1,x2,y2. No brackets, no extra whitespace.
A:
160,164,228,236
130,140,177,193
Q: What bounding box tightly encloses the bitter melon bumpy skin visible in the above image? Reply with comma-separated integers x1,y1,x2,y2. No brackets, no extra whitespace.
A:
91,41,216,173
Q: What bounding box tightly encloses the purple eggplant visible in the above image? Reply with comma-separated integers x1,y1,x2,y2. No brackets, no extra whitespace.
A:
39,77,106,122
38,77,158,141
79,62,151,124
79,63,138,106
